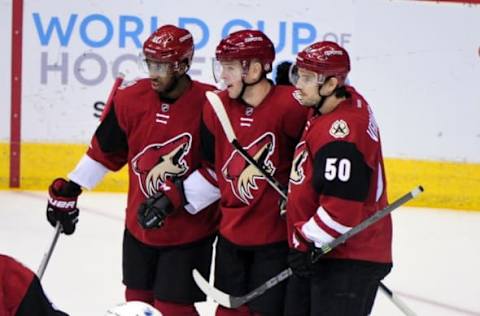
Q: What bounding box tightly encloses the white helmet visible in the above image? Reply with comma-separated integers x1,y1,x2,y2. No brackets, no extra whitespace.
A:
105,301,162,316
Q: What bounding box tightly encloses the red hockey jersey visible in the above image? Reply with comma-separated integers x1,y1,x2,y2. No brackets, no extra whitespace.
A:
87,78,219,246
286,86,392,263
0,255,32,316
202,85,308,246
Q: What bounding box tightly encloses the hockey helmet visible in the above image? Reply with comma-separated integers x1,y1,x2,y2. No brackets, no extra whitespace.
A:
215,29,275,73
143,25,194,68
105,301,162,316
293,41,350,85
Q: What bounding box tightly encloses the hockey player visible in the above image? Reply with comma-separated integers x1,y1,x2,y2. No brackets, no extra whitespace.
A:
139,30,308,316
0,254,68,316
284,41,392,316
203,30,309,316
45,25,219,316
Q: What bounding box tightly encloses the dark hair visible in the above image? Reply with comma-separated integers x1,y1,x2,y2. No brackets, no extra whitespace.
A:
324,76,351,99
334,85,351,99
275,61,292,85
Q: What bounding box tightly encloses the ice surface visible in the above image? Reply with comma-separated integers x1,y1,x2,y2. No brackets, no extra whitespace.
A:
1,190,479,315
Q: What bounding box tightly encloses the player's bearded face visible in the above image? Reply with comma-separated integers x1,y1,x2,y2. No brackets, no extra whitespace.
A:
292,68,323,106
215,60,244,98
144,59,178,93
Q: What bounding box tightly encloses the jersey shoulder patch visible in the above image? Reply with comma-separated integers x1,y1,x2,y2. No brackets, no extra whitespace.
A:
329,119,350,138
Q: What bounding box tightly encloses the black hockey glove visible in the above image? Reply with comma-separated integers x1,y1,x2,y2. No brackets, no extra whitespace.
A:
288,248,313,278
137,178,186,229
46,178,82,235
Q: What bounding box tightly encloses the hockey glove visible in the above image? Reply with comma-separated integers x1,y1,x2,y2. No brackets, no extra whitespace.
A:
137,178,186,229
288,223,316,277
47,178,82,235
288,248,313,278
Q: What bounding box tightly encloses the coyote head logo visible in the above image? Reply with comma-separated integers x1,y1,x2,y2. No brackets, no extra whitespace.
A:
222,133,276,205
132,133,192,197
289,141,308,185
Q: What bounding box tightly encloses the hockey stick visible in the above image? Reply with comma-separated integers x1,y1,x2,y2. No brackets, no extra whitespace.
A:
193,186,423,311
37,222,62,280
37,75,124,280
205,91,287,200
379,283,418,316
99,73,125,121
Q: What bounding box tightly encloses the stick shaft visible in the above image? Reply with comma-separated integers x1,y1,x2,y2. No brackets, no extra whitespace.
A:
37,222,62,280
379,283,418,316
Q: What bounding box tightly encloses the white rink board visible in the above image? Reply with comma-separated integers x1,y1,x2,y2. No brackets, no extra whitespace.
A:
19,0,354,143
2,0,480,162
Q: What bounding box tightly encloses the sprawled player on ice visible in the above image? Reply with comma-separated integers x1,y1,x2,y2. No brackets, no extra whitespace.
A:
0,254,68,316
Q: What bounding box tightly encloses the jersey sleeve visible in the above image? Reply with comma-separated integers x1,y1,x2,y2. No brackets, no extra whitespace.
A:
1,255,32,315
184,97,220,214
16,276,68,316
183,167,220,214
200,117,215,165
200,99,217,166
297,140,372,247
86,102,129,171
0,255,67,316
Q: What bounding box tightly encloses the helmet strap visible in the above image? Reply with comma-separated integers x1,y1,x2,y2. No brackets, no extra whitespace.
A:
314,78,338,114
237,60,266,101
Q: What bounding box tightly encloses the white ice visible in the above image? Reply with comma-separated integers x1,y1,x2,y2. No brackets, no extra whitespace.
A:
1,190,479,316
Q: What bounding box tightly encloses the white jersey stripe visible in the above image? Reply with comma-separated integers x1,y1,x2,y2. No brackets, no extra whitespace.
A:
184,169,220,215
68,154,109,190
316,206,352,234
376,162,384,202
301,217,335,247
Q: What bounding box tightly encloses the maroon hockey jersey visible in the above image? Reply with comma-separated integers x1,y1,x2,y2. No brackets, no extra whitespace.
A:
202,85,308,246
87,78,219,246
0,254,67,316
286,86,392,263
0,255,32,316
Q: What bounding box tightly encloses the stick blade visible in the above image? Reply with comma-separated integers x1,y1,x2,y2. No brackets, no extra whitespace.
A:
192,269,234,308
205,91,236,143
